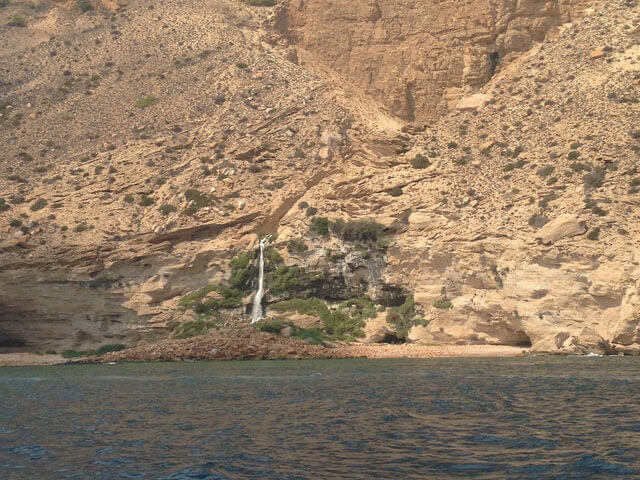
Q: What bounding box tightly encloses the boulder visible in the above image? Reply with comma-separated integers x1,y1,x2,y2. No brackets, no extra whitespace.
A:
455,93,492,112
535,214,586,244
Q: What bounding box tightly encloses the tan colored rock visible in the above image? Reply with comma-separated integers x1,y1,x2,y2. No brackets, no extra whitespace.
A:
590,48,604,59
535,214,586,244
456,93,492,112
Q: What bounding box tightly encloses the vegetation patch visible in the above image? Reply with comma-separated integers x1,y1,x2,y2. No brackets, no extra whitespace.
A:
136,95,157,108
0,198,10,212
254,319,325,345
286,238,308,254
61,344,126,358
184,189,214,215
244,0,277,5
386,295,426,339
30,198,47,211
173,319,220,339
179,284,243,315
270,297,372,340
410,154,430,169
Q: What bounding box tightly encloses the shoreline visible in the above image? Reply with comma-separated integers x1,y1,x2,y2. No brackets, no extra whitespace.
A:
1,344,526,367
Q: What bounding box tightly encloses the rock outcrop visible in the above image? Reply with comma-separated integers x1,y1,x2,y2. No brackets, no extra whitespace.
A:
1,0,639,355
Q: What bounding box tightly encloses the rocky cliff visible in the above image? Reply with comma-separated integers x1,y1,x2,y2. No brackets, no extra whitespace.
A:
1,0,639,354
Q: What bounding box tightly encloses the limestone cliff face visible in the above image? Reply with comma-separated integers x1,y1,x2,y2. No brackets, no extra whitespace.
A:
277,0,594,122
1,0,639,355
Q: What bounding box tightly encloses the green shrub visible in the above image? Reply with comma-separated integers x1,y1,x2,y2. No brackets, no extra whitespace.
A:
567,150,581,160
410,154,430,169
123,194,134,203
311,216,329,235
7,15,26,27
537,165,555,178
77,0,93,12
255,319,287,334
333,219,386,246
583,168,605,189
0,1,9,9
159,204,177,215
433,298,453,310
245,0,277,5
388,186,403,197
30,198,47,211
305,206,318,217
61,349,93,359
173,319,218,339
587,227,600,241
139,195,154,206
184,189,213,215
74,222,88,232
179,284,243,314
447,141,458,149
287,238,308,253
271,297,365,340
528,214,549,228
229,252,255,290
94,344,126,355
386,295,418,339
9,219,22,227
570,162,591,173
136,95,157,108
0,198,9,212
61,343,126,358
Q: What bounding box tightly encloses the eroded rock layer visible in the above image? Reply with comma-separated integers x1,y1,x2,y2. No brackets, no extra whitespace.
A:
1,0,639,354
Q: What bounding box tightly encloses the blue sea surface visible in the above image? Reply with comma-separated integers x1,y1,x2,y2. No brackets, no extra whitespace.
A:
1,357,639,479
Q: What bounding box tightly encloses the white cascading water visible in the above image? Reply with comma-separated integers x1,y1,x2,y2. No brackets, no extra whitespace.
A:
250,238,268,323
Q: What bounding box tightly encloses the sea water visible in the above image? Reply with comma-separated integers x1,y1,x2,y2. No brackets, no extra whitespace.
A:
1,357,639,479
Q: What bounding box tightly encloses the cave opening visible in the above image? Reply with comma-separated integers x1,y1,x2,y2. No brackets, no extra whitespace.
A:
515,331,532,348
381,333,406,344
488,51,499,76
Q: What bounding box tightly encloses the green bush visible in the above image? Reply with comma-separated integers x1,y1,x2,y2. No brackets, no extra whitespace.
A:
159,204,177,215
9,219,22,227
583,168,605,189
229,252,255,290
255,319,287,334
386,295,419,339
334,219,386,246
139,195,155,206
123,194,134,203
30,198,47,211
528,214,549,228
271,297,366,340
183,189,213,215
94,344,126,355
537,165,555,178
77,0,93,12
389,186,403,197
567,150,581,160
587,227,600,241
311,216,329,235
74,222,88,232
245,0,277,5
433,298,453,310
7,15,26,27
61,343,126,358
136,95,157,108
410,154,430,169
305,206,318,217
287,238,308,253
180,284,243,313
0,198,9,212
173,319,218,339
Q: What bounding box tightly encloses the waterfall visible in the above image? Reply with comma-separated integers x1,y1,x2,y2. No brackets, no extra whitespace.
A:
250,238,268,323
